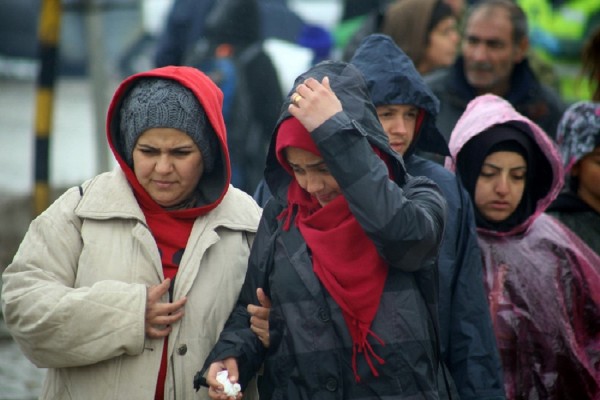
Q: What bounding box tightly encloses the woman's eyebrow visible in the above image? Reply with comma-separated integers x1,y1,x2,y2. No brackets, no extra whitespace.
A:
482,162,527,171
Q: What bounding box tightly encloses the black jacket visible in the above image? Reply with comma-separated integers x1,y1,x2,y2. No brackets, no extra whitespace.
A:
425,56,565,149
547,191,600,257
201,60,450,399
350,34,505,400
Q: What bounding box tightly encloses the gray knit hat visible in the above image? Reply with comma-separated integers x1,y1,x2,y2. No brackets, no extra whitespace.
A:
120,78,218,172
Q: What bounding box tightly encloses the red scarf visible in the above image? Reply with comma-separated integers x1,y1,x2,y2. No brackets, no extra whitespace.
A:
276,117,389,381
126,169,216,400
140,205,193,400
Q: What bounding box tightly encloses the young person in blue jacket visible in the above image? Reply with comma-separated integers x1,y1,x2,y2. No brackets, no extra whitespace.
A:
350,34,505,400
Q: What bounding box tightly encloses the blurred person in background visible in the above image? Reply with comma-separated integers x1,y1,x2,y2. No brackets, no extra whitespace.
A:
446,93,600,400
582,25,600,102
426,0,565,150
174,0,284,194
340,0,382,21
381,0,460,77
547,101,600,257
333,0,389,54
1,66,262,400
338,0,464,62
153,0,216,69
154,0,305,68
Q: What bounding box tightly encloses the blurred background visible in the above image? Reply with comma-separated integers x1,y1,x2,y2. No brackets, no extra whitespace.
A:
0,0,342,193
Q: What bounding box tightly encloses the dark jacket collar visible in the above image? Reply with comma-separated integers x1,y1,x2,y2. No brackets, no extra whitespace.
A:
449,56,540,105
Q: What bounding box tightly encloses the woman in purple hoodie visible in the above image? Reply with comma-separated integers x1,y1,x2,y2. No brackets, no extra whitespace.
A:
445,94,600,400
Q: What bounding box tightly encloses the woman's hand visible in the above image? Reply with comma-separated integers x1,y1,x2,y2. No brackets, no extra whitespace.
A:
145,278,187,339
247,288,272,348
289,76,342,132
206,358,243,399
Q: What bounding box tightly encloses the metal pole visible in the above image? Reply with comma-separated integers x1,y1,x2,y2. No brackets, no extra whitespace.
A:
84,0,112,173
33,0,62,216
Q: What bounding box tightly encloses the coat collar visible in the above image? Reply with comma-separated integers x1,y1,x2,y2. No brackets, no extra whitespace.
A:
76,168,261,232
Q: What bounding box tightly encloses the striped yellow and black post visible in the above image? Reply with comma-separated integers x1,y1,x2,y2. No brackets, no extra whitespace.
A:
33,0,62,216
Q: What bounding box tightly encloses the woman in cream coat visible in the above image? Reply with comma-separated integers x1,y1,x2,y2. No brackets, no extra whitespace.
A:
1,66,261,400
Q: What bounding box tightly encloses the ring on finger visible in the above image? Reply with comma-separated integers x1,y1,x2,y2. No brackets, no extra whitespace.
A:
291,93,302,106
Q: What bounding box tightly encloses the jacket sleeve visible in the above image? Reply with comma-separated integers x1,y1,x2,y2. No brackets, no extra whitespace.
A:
311,112,447,272
445,187,506,400
1,187,146,368
198,203,278,388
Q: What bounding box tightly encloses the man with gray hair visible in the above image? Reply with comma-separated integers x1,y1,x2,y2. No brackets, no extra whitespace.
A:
425,0,565,160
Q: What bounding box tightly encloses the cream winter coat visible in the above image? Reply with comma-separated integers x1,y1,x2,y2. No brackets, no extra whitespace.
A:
2,66,262,400
2,169,261,399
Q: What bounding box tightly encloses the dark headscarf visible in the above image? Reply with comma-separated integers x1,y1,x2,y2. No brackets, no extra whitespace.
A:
456,122,552,232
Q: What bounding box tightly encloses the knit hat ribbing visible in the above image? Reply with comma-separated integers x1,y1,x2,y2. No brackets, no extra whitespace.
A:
119,78,218,172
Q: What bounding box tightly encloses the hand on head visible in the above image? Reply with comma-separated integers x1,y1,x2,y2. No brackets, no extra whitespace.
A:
289,76,343,132
145,278,187,339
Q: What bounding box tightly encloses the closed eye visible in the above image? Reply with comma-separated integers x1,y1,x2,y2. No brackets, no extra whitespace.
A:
138,147,159,155
171,149,194,157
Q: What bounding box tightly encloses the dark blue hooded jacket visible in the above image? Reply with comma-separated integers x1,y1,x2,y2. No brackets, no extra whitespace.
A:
350,34,506,400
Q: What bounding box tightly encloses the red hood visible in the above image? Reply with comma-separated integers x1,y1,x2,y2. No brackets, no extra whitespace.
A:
106,66,230,216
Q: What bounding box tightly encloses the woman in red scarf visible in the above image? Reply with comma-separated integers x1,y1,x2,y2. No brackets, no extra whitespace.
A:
198,60,454,399
2,66,262,400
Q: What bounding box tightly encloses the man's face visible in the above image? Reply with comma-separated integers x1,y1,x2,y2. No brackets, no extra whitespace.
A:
461,7,527,96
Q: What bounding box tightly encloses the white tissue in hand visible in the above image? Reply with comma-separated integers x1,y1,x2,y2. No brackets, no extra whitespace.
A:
216,370,241,397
